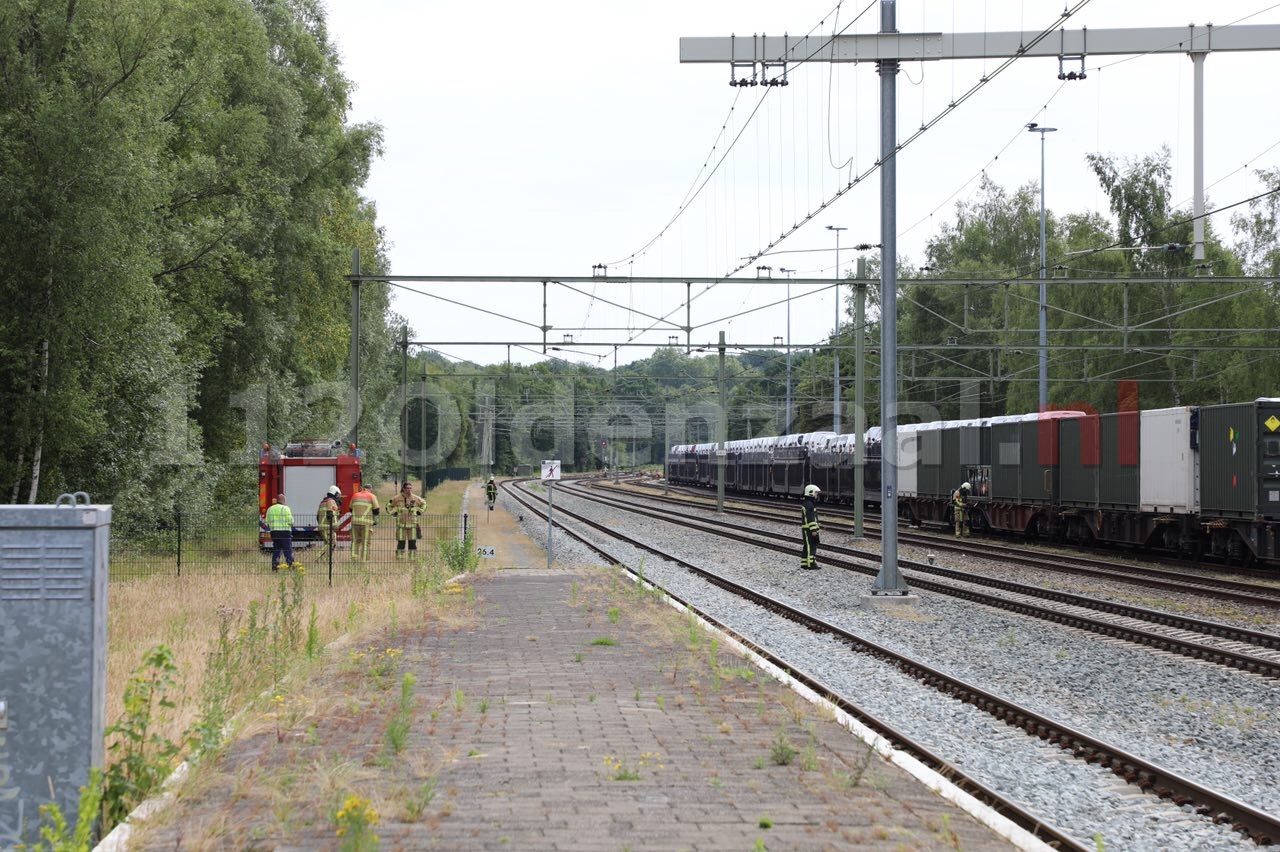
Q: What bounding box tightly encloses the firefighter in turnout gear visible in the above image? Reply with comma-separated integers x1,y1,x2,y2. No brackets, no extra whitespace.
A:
318,485,341,551
388,481,426,558
952,481,971,537
349,482,380,561
485,476,497,510
800,484,821,570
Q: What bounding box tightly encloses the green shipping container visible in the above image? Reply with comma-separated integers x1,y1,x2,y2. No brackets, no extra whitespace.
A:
1198,400,1280,520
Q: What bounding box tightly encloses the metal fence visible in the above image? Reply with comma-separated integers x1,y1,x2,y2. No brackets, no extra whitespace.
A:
108,511,469,580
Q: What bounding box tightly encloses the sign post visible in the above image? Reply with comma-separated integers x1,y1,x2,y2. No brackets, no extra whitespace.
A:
541,460,560,570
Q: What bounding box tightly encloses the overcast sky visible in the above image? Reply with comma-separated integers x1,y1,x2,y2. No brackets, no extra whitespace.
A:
324,1,1280,368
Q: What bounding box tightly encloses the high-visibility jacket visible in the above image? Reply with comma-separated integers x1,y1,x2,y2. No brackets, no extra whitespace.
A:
318,496,340,533
350,489,379,526
800,498,820,534
388,493,424,529
265,502,293,532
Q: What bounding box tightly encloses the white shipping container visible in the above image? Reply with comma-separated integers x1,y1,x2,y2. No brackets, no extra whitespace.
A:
895,424,920,496
1139,407,1199,513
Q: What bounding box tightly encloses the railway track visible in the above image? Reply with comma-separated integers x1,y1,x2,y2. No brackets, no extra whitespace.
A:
567,478,1280,679
501,478,1280,847
614,479,1280,607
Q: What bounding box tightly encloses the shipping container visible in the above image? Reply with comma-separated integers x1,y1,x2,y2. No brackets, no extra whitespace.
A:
991,412,1084,504
1138,407,1197,513
1198,399,1280,520
895,423,921,496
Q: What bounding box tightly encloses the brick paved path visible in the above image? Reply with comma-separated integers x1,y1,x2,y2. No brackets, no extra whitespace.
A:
128,484,1031,851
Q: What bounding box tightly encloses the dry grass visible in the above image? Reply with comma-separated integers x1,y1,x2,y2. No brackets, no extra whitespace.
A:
104,480,471,771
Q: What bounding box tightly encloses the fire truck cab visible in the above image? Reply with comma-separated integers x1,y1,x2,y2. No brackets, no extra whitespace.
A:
258,439,362,548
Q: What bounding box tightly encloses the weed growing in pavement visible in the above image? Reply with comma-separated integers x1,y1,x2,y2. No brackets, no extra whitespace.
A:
633,688,641,701
333,792,379,851
381,673,417,759
358,646,403,682
769,727,797,766
799,732,818,771
573,652,584,663
1093,832,1106,851
752,756,766,769
935,812,961,849
468,748,481,757
403,777,437,820
753,839,767,852
684,611,702,647
569,580,579,606
709,638,720,691
478,697,489,714
453,689,465,712
590,636,617,646
833,741,878,788
272,692,306,743
757,815,773,829
655,695,666,712
607,606,620,623
602,751,662,780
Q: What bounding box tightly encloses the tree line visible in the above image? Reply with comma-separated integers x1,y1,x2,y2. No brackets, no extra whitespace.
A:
0,0,398,531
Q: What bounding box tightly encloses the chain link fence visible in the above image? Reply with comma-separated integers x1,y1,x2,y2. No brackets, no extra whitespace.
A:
109,510,469,580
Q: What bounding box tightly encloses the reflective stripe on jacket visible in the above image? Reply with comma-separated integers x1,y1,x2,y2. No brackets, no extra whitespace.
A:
318,497,340,531
389,494,424,528
800,499,819,533
350,490,378,525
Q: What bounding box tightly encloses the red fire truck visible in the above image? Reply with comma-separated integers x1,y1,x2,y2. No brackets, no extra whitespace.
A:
258,439,362,548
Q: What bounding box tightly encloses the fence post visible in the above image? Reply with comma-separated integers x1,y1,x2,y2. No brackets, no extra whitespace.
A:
176,507,182,577
462,512,468,542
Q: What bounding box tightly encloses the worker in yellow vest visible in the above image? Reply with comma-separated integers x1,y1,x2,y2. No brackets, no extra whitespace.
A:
264,494,296,571
349,483,380,561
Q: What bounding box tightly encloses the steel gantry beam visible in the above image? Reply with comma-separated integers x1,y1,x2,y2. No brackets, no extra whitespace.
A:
680,22,1280,264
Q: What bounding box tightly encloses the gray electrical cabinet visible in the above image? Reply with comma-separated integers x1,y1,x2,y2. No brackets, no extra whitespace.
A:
0,495,111,848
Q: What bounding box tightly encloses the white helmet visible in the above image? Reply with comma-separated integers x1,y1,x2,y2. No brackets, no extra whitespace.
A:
327,485,342,499
804,484,820,498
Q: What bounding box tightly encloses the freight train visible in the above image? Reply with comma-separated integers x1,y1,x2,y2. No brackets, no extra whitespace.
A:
667,399,1280,567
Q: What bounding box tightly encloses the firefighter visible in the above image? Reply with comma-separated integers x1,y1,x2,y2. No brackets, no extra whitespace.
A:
349,482,380,561
318,485,341,551
265,493,295,571
485,476,497,510
388,481,425,559
952,482,971,538
800,484,821,570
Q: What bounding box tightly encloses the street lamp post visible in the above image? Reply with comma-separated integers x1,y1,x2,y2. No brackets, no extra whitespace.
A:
778,267,795,435
1027,123,1057,410
826,225,846,433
